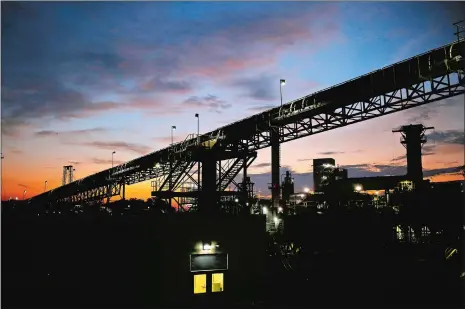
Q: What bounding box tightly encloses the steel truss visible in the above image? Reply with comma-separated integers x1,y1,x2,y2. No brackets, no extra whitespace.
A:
242,72,464,150
30,40,464,204
150,151,257,212
58,182,123,204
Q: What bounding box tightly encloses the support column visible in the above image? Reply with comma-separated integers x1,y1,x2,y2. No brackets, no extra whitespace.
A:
122,180,126,200
199,152,217,213
242,156,249,209
169,161,172,208
270,128,280,209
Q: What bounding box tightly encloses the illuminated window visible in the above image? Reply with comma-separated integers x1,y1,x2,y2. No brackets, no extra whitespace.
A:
211,273,224,292
193,274,207,294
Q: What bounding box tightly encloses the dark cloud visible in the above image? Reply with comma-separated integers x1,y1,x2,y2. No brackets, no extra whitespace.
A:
230,75,278,101
183,95,231,113
68,161,82,165
427,130,464,145
140,77,193,93
79,141,153,155
34,127,107,137
317,151,345,155
405,96,463,123
18,184,29,189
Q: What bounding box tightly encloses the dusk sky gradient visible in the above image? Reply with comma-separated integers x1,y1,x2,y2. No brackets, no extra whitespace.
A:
1,1,464,200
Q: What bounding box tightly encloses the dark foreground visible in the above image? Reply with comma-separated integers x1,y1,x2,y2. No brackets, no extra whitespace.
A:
2,206,464,308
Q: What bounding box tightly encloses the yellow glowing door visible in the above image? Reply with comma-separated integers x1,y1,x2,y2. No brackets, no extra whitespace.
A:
193,274,207,294
211,273,224,292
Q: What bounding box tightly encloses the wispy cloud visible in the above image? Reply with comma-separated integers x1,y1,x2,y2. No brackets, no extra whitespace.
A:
183,95,231,113
91,157,125,165
79,141,153,155
35,127,107,137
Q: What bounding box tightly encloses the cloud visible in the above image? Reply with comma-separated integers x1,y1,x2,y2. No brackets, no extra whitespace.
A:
91,157,125,165
183,95,231,113
251,162,271,169
317,151,345,155
79,141,153,155
390,144,436,162
427,130,464,145
140,77,193,93
405,96,464,124
229,75,279,101
35,127,107,137
68,161,82,165
18,184,29,189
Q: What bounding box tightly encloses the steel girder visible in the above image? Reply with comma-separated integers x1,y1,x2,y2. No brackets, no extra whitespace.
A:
244,71,464,151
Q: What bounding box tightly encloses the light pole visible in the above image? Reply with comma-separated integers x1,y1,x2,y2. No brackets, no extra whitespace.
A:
195,114,200,145
112,151,116,168
23,190,27,200
280,79,286,106
44,181,48,192
171,125,176,145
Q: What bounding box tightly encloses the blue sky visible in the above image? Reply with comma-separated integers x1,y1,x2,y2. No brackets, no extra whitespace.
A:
1,1,464,198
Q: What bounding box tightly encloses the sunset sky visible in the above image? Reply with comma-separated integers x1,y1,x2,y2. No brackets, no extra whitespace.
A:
1,1,464,200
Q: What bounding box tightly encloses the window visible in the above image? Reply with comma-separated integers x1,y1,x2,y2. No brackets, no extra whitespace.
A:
193,274,207,294
211,273,224,292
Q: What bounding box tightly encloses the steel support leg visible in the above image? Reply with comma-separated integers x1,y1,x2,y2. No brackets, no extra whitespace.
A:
271,128,280,209
199,154,217,213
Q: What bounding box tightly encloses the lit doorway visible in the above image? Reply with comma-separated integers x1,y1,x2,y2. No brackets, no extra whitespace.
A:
193,274,207,294
211,273,224,292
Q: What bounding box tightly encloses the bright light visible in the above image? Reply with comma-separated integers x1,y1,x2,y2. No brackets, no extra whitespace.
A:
234,198,239,203
246,202,249,206
273,216,279,223
280,79,286,86
278,207,283,213
355,185,362,192
304,187,309,193
375,191,379,195
322,176,327,180
203,242,212,250
262,207,268,214
300,194,305,198
155,163,160,168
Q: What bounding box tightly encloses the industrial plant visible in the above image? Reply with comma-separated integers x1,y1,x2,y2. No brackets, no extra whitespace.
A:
2,21,464,309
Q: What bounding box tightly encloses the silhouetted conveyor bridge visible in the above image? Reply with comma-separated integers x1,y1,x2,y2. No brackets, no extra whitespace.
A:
30,40,465,206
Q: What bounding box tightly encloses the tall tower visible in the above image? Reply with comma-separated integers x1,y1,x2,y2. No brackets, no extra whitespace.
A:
62,165,74,185
392,124,434,183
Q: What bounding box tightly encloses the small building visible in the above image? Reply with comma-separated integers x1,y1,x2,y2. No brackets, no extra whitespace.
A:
149,214,267,307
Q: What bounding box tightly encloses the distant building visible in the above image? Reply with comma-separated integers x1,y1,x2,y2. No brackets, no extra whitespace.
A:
313,158,336,192
333,167,348,181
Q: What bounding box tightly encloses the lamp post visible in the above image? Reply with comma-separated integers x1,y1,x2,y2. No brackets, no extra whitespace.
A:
171,125,176,145
280,79,286,106
112,151,116,168
23,190,27,200
44,181,48,192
